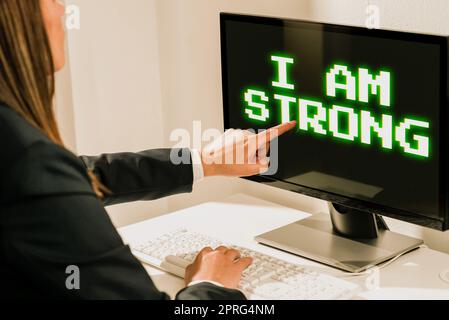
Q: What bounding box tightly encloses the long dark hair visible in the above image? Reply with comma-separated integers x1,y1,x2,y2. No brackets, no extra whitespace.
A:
0,0,107,197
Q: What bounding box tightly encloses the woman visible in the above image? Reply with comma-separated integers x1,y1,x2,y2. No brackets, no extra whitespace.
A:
0,0,295,299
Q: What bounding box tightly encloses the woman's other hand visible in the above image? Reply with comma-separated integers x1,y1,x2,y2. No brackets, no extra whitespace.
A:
184,246,253,289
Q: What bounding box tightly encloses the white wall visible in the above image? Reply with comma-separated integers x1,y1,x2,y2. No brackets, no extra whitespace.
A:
65,0,168,227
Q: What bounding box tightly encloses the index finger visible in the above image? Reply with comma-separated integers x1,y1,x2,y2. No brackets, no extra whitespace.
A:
258,121,297,141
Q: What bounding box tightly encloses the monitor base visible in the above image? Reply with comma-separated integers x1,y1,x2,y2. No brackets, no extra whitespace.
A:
255,213,423,273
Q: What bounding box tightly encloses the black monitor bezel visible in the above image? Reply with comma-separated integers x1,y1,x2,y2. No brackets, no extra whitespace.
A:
220,13,449,231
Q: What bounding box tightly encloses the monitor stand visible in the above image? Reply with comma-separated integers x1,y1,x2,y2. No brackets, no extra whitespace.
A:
255,202,424,273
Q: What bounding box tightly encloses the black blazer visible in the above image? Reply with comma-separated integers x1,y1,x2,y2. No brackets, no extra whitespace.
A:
0,104,245,300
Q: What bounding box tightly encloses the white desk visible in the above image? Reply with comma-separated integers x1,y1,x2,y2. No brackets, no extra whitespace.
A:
118,193,449,300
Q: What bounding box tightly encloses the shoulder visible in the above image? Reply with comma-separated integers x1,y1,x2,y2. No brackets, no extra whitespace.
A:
4,141,94,203
0,104,50,149
0,105,94,202
0,104,53,170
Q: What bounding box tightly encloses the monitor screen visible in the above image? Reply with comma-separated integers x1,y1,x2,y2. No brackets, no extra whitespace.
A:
221,14,448,228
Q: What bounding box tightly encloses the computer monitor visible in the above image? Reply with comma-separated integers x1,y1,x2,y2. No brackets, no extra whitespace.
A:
220,13,449,272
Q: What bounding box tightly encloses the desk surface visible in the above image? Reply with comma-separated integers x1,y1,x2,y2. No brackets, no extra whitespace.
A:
118,193,449,300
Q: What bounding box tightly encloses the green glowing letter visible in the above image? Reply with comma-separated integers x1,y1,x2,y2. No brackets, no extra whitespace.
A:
328,105,359,141
244,89,270,122
274,94,297,123
359,68,391,107
271,55,295,90
360,111,393,149
395,118,430,158
326,64,357,101
299,98,327,135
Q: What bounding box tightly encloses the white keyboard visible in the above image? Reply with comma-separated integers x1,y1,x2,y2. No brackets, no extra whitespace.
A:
131,229,359,300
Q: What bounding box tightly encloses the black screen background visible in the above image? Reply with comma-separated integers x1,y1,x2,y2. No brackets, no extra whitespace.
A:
223,19,442,220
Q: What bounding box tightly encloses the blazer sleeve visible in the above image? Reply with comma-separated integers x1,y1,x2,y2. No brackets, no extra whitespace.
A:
1,142,244,300
176,283,246,300
79,148,194,206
